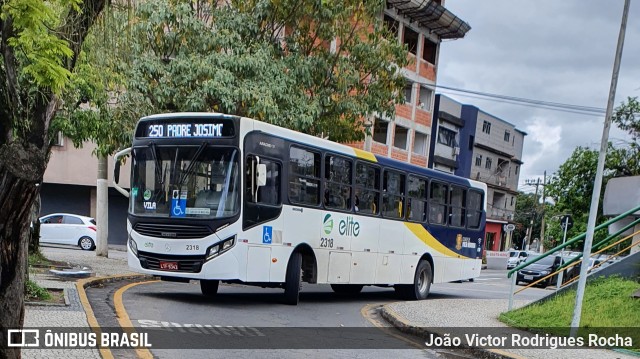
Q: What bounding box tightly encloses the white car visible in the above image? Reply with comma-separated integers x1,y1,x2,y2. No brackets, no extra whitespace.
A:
507,250,529,269
39,213,97,251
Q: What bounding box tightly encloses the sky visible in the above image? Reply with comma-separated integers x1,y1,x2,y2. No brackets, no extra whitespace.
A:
436,0,640,193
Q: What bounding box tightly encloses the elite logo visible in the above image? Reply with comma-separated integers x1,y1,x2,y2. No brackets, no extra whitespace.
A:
323,214,334,235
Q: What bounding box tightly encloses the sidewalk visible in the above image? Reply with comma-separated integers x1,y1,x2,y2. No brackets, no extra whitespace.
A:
381,299,636,359
24,246,134,359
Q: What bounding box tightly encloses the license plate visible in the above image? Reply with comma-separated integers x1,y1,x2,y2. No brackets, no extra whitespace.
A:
524,275,533,280
160,261,179,271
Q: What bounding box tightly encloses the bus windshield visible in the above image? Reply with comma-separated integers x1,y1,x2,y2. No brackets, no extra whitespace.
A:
131,145,240,219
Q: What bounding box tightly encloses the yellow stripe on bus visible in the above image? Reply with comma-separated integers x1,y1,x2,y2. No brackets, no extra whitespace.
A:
353,148,377,162
404,223,470,259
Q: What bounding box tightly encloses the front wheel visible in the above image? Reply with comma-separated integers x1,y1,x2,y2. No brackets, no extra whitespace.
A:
200,280,219,298
395,260,432,300
283,252,302,305
78,236,95,251
331,284,364,295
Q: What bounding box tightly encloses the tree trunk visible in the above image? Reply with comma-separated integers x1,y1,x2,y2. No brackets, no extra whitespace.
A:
0,143,47,359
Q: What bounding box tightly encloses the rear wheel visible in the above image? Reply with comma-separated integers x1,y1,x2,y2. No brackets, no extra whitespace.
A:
78,236,95,251
200,280,219,297
283,252,302,305
395,260,432,300
330,284,364,295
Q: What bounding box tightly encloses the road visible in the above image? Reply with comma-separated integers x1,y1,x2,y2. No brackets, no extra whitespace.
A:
91,269,550,358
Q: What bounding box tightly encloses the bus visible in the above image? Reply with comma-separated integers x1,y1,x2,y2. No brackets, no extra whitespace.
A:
113,113,487,305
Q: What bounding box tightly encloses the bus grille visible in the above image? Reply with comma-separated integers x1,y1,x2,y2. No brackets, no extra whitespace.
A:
133,223,213,239
138,251,205,273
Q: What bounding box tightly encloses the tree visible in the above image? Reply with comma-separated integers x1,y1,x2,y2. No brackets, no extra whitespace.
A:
544,143,640,251
117,0,408,141
512,192,542,250
612,96,640,143
0,0,107,356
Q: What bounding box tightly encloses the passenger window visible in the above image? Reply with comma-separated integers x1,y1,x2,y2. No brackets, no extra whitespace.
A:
429,181,448,225
407,176,427,222
64,216,84,225
449,186,466,227
42,215,63,224
355,162,380,215
289,146,321,206
324,155,352,210
467,190,483,229
382,170,405,219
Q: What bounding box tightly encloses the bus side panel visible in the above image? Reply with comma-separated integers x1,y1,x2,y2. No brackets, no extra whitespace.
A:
375,221,404,284
349,214,379,284
432,255,446,283
247,246,271,282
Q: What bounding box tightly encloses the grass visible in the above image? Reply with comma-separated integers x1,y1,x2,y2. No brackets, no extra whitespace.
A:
25,280,52,301
500,276,640,349
28,250,51,266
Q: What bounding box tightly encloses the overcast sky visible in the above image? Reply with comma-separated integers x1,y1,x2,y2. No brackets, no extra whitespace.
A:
437,0,639,193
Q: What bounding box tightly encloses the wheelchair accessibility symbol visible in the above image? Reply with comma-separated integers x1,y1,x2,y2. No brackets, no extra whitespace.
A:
262,226,272,244
171,189,186,217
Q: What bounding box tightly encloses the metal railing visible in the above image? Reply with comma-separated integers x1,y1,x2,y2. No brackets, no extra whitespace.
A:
507,203,640,310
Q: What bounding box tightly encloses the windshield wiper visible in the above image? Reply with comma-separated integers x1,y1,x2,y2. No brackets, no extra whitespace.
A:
177,142,208,189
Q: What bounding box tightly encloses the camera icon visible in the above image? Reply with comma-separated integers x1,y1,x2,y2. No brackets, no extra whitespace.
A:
7,329,40,347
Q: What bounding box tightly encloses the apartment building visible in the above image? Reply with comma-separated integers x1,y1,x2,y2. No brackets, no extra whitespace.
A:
347,1,470,167
429,95,526,252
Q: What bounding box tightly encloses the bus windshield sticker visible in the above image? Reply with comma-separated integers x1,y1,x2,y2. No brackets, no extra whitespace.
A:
170,189,187,217
262,226,272,244
185,207,211,215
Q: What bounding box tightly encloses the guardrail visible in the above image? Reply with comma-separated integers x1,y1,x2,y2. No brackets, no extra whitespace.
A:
507,203,640,310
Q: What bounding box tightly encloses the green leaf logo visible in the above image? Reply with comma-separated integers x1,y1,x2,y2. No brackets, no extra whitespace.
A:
323,214,333,235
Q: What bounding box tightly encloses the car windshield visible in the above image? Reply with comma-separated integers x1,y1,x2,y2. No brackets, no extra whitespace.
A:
131,146,239,219
527,255,556,266
509,252,519,257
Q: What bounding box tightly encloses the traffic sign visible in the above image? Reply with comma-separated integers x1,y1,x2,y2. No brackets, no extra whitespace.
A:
504,224,516,232
560,215,574,230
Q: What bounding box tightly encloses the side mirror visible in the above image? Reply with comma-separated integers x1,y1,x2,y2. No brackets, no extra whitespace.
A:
114,160,121,184
256,164,267,187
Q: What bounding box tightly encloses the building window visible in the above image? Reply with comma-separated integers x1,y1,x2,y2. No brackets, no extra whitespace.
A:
482,120,491,134
511,196,515,206
393,125,409,150
422,38,437,64
413,132,429,156
515,165,519,175
403,26,419,55
373,118,389,144
404,82,414,104
504,130,511,142
52,131,64,147
419,86,433,110
485,157,492,169
383,14,399,37
468,135,474,151
475,154,482,167
437,127,457,148
289,146,321,206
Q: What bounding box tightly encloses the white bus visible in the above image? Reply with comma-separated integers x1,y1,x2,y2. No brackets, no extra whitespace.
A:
114,113,487,305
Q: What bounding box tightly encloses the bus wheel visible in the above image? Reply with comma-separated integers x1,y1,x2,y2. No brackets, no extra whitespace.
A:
396,260,432,300
330,284,364,295
200,280,219,298
283,252,302,305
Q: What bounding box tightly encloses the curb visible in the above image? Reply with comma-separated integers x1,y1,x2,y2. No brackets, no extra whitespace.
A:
25,288,70,307
76,274,153,359
379,304,526,359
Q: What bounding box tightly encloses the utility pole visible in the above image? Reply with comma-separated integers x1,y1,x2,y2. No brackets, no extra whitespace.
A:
539,171,547,252
571,0,630,337
96,155,109,257
524,177,541,251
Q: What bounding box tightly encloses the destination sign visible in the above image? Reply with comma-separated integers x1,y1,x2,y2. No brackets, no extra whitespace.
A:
138,119,235,138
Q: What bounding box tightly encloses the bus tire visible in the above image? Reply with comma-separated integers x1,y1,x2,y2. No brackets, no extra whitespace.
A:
330,284,364,295
396,260,432,300
200,280,219,298
283,252,302,305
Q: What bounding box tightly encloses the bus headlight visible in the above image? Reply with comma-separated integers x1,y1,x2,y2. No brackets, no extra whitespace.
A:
206,235,236,261
128,236,138,257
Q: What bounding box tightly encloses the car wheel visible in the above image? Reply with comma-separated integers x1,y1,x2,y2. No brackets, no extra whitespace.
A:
78,236,95,251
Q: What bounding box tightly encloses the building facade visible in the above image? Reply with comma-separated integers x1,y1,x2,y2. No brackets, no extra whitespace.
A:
429,94,526,252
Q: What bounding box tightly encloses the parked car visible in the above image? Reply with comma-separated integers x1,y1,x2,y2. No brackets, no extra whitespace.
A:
39,213,97,251
516,255,574,287
507,250,529,269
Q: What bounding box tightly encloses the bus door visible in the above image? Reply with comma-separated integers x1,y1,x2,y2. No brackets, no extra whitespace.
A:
375,170,406,284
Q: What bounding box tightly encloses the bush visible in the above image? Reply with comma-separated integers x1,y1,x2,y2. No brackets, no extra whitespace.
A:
25,280,51,301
